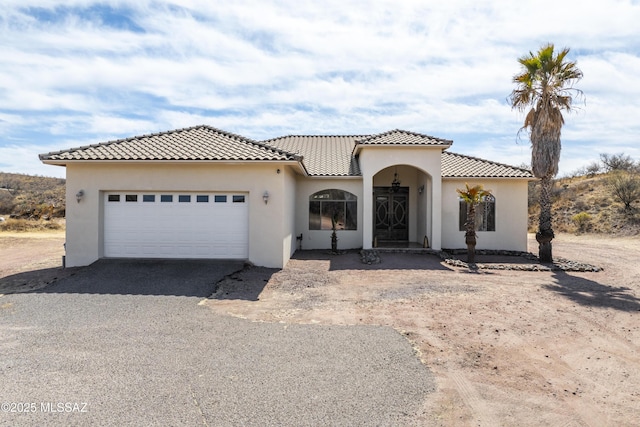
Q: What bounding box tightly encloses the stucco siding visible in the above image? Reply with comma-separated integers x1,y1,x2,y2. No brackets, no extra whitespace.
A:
64,162,293,268
441,179,530,251
294,178,363,250
359,146,443,249
416,172,431,246
283,166,298,262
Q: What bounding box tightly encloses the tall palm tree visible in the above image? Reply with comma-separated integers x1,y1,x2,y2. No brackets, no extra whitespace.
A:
457,183,491,264
508,43,583,263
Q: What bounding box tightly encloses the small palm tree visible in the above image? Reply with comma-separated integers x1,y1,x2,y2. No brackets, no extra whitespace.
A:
508,43,583,262
330,212,338,253
457,183,491,264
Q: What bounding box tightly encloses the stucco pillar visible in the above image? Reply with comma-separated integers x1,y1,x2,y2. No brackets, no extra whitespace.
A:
431,171,442,250
362,172,373,249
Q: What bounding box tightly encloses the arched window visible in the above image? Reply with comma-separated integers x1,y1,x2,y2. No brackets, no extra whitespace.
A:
309,189,357,230
459,194,495,232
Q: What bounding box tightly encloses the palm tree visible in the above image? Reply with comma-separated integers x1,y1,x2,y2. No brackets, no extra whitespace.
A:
457,183,491,264
508,43,583,263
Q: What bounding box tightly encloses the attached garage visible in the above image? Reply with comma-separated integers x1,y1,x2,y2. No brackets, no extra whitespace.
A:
103,191,249,259
39,125,532,269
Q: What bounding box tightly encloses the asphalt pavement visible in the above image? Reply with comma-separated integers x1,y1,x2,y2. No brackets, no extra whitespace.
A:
0,259,434,426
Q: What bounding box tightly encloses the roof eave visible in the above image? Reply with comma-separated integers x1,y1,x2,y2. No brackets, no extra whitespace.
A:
352,143,451,157
305,174,362,178
442,175,535,180
293,160,310,177
39,158,303,166
40,160,67,166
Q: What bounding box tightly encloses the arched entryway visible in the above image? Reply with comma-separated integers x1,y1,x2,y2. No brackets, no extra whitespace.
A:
372,165,432,247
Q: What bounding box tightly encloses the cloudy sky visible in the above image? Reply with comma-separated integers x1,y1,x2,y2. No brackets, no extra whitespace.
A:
1,0,639,178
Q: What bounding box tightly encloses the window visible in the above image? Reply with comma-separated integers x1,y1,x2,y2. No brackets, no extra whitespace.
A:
178,195,191,203
143,195,155,202
160,195,173,202
309,189,357,230
233,195,245,203
108,194,120,202
459,194,495,231
214,195,227,203
125,195,138,202
196,195,209,203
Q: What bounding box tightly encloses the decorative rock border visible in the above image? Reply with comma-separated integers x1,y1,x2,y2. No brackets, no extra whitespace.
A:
360,248,603,272
440,249,603,272
360,249,381,264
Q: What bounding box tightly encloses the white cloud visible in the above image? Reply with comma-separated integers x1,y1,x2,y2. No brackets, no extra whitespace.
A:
1,144,66,177
0,0,639,177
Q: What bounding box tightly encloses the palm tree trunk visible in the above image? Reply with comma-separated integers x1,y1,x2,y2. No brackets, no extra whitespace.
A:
466,235,476,264
466,204,477,264
331,229,338,252
536,176,555,262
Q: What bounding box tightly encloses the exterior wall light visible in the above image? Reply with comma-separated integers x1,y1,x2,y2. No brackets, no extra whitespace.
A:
390,171,401,193
76,190,85,203
263,191,269,204
418,185,425,195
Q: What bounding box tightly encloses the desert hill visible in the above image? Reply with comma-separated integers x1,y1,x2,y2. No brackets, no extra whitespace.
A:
529,172,640,235
0,172,66,218
1,168,638,236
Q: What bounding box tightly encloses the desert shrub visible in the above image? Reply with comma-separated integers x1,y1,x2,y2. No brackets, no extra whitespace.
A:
567,160,602,179
0,190,15,213
572,212,592,233
600,153,637,172
565,168,583,179
608,171,640,210
585,161,603,177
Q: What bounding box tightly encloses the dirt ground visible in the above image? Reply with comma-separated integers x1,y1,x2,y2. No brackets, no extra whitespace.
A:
0,230,70,295
2,231,639,426
206,234,640,427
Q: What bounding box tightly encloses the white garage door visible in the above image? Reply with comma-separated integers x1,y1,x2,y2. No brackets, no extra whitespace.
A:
104,192,249,259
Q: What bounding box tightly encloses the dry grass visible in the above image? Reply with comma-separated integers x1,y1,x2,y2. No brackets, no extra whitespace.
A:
0,218,64,232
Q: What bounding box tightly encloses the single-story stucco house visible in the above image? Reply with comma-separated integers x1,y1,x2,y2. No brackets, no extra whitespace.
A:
40,125,533,268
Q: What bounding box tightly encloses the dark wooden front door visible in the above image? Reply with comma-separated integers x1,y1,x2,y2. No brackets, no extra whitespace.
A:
374,187,409,241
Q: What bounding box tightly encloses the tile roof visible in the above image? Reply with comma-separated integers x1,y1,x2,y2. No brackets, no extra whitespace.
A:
39,125,531,179
39,125,300,162
263,135,363,176
442,151,533,178
355,129,453,148
264,129,453,176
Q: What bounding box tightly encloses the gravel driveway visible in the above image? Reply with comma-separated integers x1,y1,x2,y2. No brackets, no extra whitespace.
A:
0,259,434,426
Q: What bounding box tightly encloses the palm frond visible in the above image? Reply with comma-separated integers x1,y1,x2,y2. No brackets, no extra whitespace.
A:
509,43,583,179
457,183,491,205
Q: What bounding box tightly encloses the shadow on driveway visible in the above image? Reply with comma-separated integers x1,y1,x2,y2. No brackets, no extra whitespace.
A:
292,250,453,271
25,259,246,297
0,266,75,295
